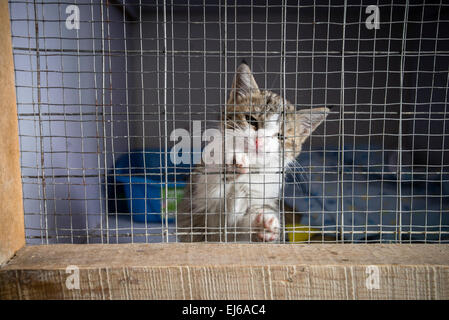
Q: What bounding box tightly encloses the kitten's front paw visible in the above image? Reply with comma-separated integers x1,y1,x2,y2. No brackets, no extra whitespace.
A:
253,212,280,242
226,152,249,174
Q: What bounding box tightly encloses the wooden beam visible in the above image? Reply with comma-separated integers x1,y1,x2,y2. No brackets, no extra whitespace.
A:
1,244,448,299
0,1,25,265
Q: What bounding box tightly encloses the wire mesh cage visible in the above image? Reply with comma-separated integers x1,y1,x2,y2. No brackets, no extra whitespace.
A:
8,0,449,245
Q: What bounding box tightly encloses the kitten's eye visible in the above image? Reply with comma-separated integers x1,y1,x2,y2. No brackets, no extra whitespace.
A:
277,133,285,141
245,115,258,130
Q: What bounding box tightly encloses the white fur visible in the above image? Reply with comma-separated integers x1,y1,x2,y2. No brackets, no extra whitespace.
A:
179,114,285,242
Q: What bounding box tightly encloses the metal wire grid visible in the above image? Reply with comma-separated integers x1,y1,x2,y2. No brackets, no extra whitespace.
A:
8,0,449,244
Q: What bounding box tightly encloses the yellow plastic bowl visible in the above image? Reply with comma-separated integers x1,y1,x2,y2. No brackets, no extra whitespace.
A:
285,224,319,242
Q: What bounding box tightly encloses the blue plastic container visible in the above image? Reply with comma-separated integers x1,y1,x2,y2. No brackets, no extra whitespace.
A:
108,149,191,223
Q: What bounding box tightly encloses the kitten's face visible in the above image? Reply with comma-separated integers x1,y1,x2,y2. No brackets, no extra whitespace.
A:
224,63,329,170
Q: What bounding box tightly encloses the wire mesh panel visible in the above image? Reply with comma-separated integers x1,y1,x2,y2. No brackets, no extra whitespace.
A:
8,0,449,244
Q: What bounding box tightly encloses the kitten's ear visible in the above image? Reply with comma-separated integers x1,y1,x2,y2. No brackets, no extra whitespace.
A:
295,107,329,137
230,62,260,100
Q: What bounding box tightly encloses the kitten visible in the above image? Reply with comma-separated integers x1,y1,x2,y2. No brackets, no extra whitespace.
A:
176,62,328,242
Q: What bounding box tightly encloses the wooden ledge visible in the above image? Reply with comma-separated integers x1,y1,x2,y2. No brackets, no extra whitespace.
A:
1,244,449,299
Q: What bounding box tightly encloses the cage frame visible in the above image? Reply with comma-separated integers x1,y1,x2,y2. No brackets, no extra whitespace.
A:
1,1,449,300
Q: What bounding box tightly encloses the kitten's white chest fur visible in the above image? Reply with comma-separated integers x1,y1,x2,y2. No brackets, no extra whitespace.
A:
233,171,282,209
190,167,282,242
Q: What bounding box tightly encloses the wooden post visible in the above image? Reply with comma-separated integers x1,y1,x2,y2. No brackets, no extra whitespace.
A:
1,244,448,299
0,1,25,265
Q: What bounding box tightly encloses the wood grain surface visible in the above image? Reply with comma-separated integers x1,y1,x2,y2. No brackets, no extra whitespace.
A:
0,0,25,265
1,243,448,299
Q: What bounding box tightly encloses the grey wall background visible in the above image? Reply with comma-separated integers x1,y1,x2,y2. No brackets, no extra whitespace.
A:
9,0,448,244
